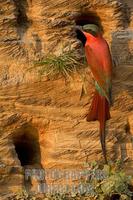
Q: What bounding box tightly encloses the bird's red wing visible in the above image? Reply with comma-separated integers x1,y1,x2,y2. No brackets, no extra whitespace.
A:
102,42,112,79
85,45,110,100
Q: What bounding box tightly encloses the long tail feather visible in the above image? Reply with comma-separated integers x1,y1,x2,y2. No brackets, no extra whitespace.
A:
87,91,110,163
100,120,107,163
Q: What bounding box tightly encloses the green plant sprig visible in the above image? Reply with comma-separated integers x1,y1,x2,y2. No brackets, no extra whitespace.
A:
32,50,86,78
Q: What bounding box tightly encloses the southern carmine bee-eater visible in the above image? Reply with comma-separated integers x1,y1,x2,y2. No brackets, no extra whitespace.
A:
80,24,112,163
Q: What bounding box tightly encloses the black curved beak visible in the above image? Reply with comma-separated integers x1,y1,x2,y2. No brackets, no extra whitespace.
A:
75,25,87,46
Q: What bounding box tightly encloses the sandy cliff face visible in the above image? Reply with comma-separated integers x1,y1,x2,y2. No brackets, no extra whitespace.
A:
0,0,132,85
0,65,133,195
0,0,133,196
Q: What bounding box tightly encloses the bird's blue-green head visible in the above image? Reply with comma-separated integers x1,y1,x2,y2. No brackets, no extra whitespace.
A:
82,24,101,37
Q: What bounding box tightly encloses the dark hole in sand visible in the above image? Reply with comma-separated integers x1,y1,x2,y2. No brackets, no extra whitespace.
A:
75,12,103,46
13,124,41,167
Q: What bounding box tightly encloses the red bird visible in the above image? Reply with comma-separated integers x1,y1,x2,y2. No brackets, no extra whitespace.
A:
81,24,112,163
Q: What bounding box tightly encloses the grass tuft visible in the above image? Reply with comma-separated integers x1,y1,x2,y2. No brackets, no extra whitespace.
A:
31,49,86,78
